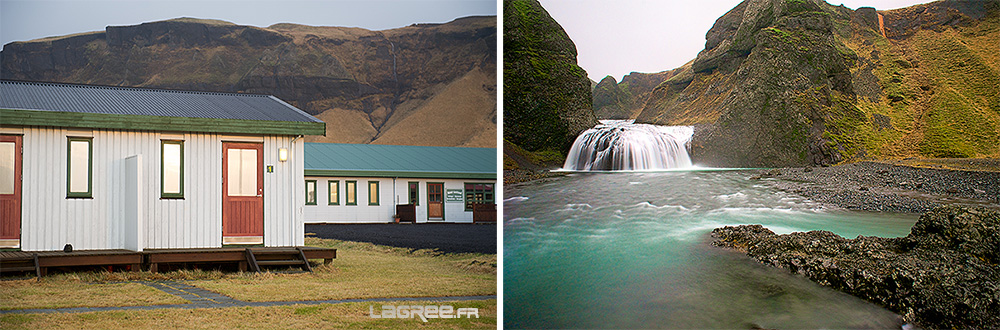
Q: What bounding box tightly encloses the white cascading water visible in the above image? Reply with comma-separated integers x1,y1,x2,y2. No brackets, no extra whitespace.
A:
562,120,694,171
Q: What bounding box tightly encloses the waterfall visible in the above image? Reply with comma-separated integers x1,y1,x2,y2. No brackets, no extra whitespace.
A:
562,120,694,171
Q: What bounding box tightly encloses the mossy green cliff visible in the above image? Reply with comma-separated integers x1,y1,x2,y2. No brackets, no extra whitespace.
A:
503,0,597,153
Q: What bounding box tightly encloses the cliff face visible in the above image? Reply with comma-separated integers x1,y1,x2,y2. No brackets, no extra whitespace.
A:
591,76,630,119
0,16,497,148
592,69,681,120
503,0,597,153
636,0,1000,167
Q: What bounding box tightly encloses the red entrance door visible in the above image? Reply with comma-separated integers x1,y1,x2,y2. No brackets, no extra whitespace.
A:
427,183,444,220
0,135,22,248
222,142,264,245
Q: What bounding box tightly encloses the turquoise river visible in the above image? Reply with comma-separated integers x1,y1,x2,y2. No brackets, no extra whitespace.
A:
504,170,918,329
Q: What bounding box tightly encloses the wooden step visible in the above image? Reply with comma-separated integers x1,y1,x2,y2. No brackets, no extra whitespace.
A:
248,249,299,255
256,260,306,266
0,266,37,272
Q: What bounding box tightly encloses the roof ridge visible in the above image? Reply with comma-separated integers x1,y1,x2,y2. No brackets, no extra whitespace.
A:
305,142,496,150
0,79,271,98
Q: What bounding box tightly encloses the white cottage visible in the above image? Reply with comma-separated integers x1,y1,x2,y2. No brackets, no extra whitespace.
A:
304,143,497,223
0,80,325,251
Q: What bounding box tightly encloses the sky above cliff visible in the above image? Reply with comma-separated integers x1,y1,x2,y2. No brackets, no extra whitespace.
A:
539,0,936,82
0,0,496,46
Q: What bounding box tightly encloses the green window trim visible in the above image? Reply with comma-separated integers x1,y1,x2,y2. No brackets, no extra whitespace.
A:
305,180,317,205
346,181,357,205
66,137,93,198
464,182,495,212
160,140,184,199
368,181,380,206
328,180,340,205
408,181,419,205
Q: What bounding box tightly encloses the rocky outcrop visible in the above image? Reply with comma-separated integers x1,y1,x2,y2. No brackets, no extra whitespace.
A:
592,69,681,120
636,0,1000,166
712,205,1000,329
0,16,497,148
503,0,597,153
591,76,631,119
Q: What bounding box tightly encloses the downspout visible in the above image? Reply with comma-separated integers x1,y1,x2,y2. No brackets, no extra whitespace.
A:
393,177,398,221
290,135,302,246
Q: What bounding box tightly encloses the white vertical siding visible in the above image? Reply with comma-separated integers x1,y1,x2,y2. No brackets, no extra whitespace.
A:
304,177,495,224
263,135,303,247
17,127,302,251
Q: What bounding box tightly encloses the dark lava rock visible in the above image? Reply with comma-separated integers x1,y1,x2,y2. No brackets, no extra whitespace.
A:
712,205,1000,329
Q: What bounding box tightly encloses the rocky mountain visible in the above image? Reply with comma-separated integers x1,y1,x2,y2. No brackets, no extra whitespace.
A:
503,0,596,153
0,16,497,148
592,69,683,120
635,0,999,167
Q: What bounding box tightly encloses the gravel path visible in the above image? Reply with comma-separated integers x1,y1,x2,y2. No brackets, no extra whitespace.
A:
758,161,1000,213
306,224,497,254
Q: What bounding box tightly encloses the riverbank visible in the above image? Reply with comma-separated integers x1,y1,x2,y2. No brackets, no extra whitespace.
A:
758,160,1000,213
712,205,1000,329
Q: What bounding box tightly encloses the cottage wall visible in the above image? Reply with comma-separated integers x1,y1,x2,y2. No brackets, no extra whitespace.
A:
6,126,303,251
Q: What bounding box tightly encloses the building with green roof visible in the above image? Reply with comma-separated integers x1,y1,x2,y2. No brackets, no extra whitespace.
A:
0,80,324,251
304,143,497,223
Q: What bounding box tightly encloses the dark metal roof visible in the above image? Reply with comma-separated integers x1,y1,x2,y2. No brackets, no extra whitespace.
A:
305,143,497,179
0,80,321,123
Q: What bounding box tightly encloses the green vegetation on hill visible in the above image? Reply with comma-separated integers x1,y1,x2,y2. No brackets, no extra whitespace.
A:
504,0,596,154
634,0,1000,167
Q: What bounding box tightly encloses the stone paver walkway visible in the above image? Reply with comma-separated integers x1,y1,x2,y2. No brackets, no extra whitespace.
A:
0,280,496,314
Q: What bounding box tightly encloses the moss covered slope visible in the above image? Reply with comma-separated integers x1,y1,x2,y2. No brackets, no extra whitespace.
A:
503,0,597,153
636,0,1000,167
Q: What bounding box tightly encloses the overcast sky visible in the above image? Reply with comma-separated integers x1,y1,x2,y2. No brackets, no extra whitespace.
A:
0,0,496,47
539,0,935,82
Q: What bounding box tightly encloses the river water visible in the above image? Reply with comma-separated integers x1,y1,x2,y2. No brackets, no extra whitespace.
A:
504,170,918,329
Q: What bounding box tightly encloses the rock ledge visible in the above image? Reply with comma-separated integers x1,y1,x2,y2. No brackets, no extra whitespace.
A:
712,205,1000,329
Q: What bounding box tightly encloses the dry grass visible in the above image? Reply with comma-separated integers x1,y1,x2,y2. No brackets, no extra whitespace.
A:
190,237,496,302
0,280,186,310
0,299,496,330
305,107,379,144
371,68,497,148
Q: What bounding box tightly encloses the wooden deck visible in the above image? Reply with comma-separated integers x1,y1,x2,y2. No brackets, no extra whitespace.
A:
0,247,335,276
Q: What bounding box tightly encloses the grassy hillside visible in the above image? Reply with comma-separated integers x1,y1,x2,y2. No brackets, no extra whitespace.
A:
634,0,999,166
834,2,1000,160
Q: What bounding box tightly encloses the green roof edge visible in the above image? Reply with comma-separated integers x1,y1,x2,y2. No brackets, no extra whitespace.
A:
0,108,326,136
305,169,496,180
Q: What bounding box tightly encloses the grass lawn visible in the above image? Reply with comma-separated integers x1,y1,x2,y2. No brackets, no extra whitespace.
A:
0,237,496,328
190,237,497,302
0,299,496,329
0,280,187,310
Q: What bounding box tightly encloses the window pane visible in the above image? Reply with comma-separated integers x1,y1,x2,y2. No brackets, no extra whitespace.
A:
408,183,418,205
69,140,89,193
240,149,257,196
346,181,356,204
369,182,378,205
329,181,339,204
227,149,242,196
306,181,316,204
163,143,182,194
0,142,13,194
